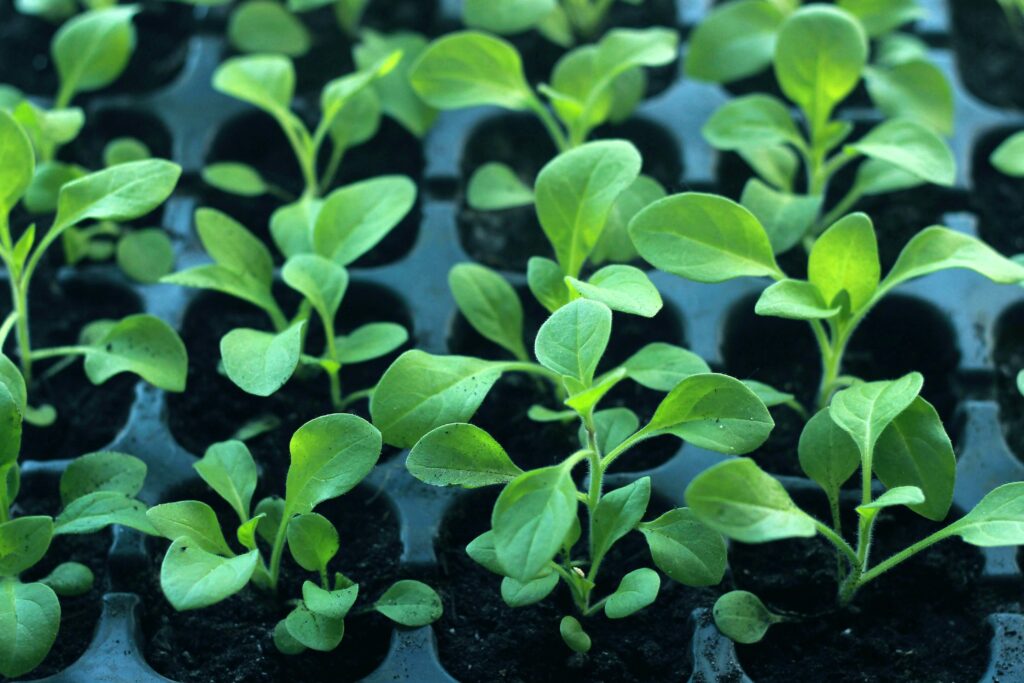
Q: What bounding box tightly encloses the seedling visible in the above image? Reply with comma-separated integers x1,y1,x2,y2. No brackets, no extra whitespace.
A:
991,131,1024,179
0,109,187,425
462,0,651,44
409,27,677,212
163,204,411,409
686,373,1024,644
404,297,775,652
0,368,157,677
697,5,954,251
629,196,1024,411
147,415,442,654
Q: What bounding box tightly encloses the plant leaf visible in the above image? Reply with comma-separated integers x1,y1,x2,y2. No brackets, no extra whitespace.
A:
228,0,310,57
501,572,559,607
808,212,880,311
623,343,710,392
83,314,187,392
60,451,146,506
949,483,1024,546
286,414,381,514
798,408,860,503
466,163,534,210
829,373,924,461
53,7,137,98
287,513,339,573
374,580,443,626
592,478,650,560
313,176,416,265
881,227,1024,293
160,539,258,610
0,518,53,577
213,54,295,115
848,119,955,187
703,94,802,150
713,590,779,644
0,579,60,678
566,264,663,318
220,324,305,397
334,323,408,365
686,0,785,83
755,279,840,320
639,508,727,586
449,263,526,359
53,159,181,230
0,109,34,210
534,299,611,386
407,423,522,488
282,254,348,324
147,501,233,556
194,440,258,523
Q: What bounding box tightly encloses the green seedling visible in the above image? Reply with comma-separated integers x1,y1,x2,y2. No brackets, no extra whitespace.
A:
147,415,442,654
686,373,1024,644
462,0,650,45
405,296,774,652
0,109,187,425
629,195,1024,411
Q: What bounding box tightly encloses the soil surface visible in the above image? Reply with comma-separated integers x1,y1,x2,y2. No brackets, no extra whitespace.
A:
433,488,716,683
994,302,1024,461
0,275,141,461
136,482,403,683
951,0,1024,110
729,494,1013,683
166,286,411,472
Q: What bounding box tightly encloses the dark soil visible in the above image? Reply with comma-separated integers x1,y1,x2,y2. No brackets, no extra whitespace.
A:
201,112,423,267
136,482,403,683
4,470,110,681
0,275,141,461
434,488,715,683
951,0,1024,110
973,128,1024,257
166,285,410,473
994,302,1024,461
729,493,1013,683
458,114,683,272
446,286,686,472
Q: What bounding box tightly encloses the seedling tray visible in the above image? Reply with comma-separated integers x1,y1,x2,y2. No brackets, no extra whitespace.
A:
6,0,1024,681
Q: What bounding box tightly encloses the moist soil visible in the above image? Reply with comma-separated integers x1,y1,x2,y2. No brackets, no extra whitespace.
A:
3,471,110,682
135,482,403,683
458,114,683,272
951,0,1024,110
994,301,1024,462
166,285,411,471
729,494,1013,683
973,128,1024,257
434,488,715,683
0,275,141,461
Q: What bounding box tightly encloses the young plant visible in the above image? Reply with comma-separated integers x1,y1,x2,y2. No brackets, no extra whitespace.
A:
697,5,955,252
0,367,158,677
0,109,187,425
404,297,775,652
147,415,442,655
629,196,1024,411
409,27,677,213
685,373,1024,644
163,201,411,409
462,0,650,45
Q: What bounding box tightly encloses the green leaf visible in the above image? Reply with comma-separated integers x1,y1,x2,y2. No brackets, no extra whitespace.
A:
500,572,558,607
808,212,880,311
755,279,840,320
837,0,922,36
354,31,438,138
236,515,262,550
741,180,822,254
592,478,650,560
463,0,554,33
848,119,955,187
24,161,85,215
202,162,269,197
228,0,311,57
334,323,408,364
273,619,307,655
492,464,578,581
948,483,1024,546
287,513,339,573
623,343,710,392
740,144,800,192
254,497,284,545
0,579,60,678
535,140,642,278
850,158,923,198
629,193,780,282
774,6,867,127
584,408,640,454
54,492,154,535
686,0,786,83
194,440,257,523
992,131,1024,177
874,398,955,521
466,531,503,574
160,539,258,610
560,615,591,653
685,458,816,543
449,263,526,359
0,518,53,576
39,562,93,597
60,451,146,506
829,373,924,461
0,109,34,210
103,137,150,166
466,163,534,210
864,60,954,135
286,414,381,514
881,227,1024,293
527,256,570,312
566,265,663,318
409,31,534,111
604,568,660,619
703,94,802,151
374,580,443,626
856,486,925,516
313,176,416,265
302,580,358,620
371,351,503,448
283,254,348,325
83,314,188,392
591,175,665,266
647,374,774,454
407,423,522,488
147,501,233,556
220,324,305,397
639,508,727,586
116,229,174,284
534,299,611,385
53,159,181,230
213,55,295,115
798,408,860,502
284,604,344,652
713,590,780,644
53,7,137,99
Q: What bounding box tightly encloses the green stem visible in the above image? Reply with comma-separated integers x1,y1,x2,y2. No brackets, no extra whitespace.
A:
268,511,290,591
816,185,864,236
493,360,564,384
339,387,374,409
527,96,570,152
583,422,604,607
813,519,858,568
12,284,32,383
0,311,16,349
319,146,346,195
30,345,89,361
828,494,846,582
858,527,956,585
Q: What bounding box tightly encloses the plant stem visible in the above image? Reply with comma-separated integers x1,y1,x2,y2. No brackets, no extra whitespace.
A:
583,421,604,608
339,387,374,409
527,97,570,152
0,311,16,349
12,284,32,383
268,512,290,590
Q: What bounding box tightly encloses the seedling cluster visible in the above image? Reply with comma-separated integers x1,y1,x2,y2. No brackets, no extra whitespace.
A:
4,0,1024,680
